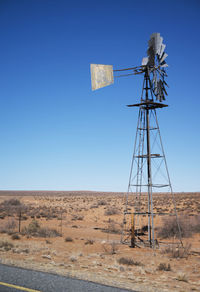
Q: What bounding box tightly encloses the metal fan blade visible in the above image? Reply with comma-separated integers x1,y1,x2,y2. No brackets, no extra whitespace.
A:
154,35,163,55
163,80,169,88
157,80,162,100
159,43,166,58
152,73,157,84
142,57,149,66
162,91,166,101
90,64,114,91
160,68,168,77
149,33,163,55
156,80,167,102
148,36,154,49
160,94,166,101
157,92,165,102
147,46,155,66
162,83,168,96
160,62,168,68
160,52,168,64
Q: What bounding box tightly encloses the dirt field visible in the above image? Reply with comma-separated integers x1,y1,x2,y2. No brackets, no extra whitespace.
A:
0,191,199,292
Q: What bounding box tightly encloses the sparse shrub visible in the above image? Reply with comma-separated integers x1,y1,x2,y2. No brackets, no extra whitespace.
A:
37,227,61,237
104,207,119,216
22,219,61,237
162,243,191,259
0,199,27,217
11,234,20,240
110,241,118,254
72,215,84,221
24,219,40,234
22,248,30,254
65,236,73,242
117,257,143,266
176,272,188,282
158,215,200,239
90,204,98,209
190,215,200,233
72,225,78,228
0,229,6,234
0,240,14,251
85,239,94,245
0,219,17,234
102,241,118,255
104,222,121,234
70,256,77,262
6,219,17,230
3,198,21,206
98,200,107,206
157,263,171,271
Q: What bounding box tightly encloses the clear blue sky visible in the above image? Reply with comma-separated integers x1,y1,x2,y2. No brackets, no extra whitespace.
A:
0,0,199,192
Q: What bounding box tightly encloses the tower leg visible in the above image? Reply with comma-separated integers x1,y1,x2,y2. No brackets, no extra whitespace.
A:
130,213,135,248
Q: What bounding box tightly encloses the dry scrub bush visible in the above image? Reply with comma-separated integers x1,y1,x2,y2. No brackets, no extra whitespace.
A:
22,219,61,238
117,257,143,266
85,239,94,245
189,215,200,233
0,199,27,216
104,222,121,234
11,234,20,240
162,243,191,259
72,215,84,221
0,219,16,234
65,236,73,242
0,240,14,251
2,198,21,206
70,256,77,262
110,241,118,254
104,207,119,216
102,241,118,255
157,263,171,271
90,204,98,209
176,272,188,282
157,215,200,239
97,200,107,206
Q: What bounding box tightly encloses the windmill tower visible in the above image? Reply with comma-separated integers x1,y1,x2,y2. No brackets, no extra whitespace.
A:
90,33,182,248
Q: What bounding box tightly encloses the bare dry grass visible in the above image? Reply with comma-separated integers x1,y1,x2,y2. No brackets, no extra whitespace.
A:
0,191,199,292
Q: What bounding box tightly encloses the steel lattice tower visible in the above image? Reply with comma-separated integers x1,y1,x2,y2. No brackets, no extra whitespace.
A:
121,68,181,248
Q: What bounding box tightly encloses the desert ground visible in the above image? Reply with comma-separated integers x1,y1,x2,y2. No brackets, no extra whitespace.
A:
0,191,199,292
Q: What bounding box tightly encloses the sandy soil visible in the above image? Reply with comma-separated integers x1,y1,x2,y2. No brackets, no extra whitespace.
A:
0,191,199,292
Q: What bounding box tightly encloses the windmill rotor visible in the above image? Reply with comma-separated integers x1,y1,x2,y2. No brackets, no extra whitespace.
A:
145,32,168,102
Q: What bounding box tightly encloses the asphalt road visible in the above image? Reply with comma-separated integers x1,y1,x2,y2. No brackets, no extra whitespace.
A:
0,264,136,292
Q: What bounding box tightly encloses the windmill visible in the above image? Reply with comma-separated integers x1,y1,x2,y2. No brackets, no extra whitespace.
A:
90,33,182,248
